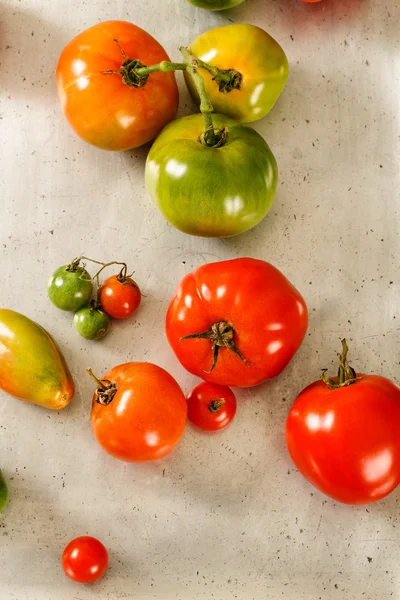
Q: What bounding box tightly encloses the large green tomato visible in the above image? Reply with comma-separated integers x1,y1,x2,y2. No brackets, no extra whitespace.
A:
145,114,277,238
185,24,288,122
186,0,245,9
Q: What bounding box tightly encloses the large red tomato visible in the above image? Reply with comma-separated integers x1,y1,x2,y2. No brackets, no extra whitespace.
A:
89,363,187,462
286,340,400,504
56,21,179,151
166,258,308,387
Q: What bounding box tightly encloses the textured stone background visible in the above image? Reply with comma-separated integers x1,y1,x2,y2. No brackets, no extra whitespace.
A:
1,0,400,598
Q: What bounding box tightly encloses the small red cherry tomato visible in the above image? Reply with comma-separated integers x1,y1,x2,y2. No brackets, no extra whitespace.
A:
187,382,236,431
100,274,141,319
62,536,108,584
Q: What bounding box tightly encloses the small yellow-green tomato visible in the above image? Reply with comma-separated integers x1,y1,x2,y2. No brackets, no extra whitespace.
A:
185,24,289,122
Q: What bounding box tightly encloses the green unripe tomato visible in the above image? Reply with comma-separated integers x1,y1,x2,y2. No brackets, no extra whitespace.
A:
145,114,278,238
48,264,93,312
0,469,8,512
74,306,111,340
186,0,245,9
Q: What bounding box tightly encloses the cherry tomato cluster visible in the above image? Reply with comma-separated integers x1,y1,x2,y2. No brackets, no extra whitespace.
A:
48,256,141,340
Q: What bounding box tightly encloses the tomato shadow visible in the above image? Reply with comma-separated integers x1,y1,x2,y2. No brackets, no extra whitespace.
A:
0,3,71,103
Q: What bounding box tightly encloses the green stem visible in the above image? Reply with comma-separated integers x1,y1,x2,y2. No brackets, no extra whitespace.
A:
78,257,128,282
135,60,188,76
179,46,217,146
194,55,242,94
208,399,226,414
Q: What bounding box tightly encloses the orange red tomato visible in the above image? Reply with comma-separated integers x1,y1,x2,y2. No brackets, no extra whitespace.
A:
56,21,179,151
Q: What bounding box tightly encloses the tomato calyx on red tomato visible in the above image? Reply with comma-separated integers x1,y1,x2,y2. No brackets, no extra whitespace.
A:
208,398,226,413
86,368,118,406
180,319,250,373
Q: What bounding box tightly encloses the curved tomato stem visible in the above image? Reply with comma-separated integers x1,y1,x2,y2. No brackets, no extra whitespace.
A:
322,339,358,389
74,256,129,283
86,368,118,405
193,56,242,94
114,48,237,147
121,53,241,94
180,47,229,148
208,398,225,413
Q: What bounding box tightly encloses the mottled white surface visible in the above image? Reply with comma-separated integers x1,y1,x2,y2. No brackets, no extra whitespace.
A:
1,0,400,598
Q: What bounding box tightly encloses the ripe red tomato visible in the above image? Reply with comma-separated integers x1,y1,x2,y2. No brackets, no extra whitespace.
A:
187,382,236,431
286,340,400,504
90,362,187,462
166,258,308,387
56,21,179,151
62,536,108,584
100,274,141,319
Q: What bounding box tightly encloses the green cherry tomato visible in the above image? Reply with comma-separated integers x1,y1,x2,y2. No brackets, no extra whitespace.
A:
74,306,111,340
145,114,277,238
185,24,288,122
186,0,245,9
0,469,8,512
48,265,93,312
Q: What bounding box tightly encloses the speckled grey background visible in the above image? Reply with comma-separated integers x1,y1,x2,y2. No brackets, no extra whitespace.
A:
1,0,400,598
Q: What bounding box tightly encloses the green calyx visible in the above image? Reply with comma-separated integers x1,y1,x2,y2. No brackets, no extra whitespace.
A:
208,399,226,413
120,59,150,88
322,339,358,389
180,320,249,373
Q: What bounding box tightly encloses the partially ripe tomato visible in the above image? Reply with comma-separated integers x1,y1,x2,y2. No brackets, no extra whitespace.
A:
100,274,141,319
185,25,288,123
286,340,400,504
62,536,108,584
89,363,187,462
56,21,179,151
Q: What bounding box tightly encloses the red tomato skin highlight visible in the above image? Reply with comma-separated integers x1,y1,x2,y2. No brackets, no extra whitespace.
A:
286,374,400,504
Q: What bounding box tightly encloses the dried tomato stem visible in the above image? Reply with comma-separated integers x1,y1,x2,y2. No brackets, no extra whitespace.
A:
86,368,118,406
322,339,358,389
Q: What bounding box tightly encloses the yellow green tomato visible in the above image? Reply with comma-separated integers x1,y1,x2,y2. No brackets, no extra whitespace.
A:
186,0,245,9
0,469,8,512
185,24,288,122
145,114,277,238
0,309,74,410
